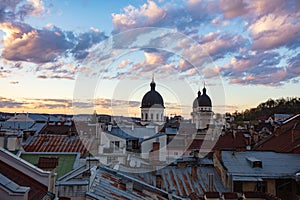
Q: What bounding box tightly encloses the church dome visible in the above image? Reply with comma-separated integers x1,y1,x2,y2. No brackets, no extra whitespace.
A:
193,91,201,108
198,87,212,107
141,79,165,108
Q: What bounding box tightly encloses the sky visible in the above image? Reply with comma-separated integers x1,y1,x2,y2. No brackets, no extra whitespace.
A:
0,0,299,118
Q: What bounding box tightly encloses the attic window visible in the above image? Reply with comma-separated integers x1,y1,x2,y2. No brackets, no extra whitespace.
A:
246,157,262,168
253,161,262,168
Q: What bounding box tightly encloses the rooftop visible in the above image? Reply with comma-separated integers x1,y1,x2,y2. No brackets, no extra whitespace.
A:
130,164,227,198
23,134,93,157
20,152,79,178
221,151,300,179
0,147,51,199
254,114,300,153
88,166,172,200
0,173,30,194
213,131,249,151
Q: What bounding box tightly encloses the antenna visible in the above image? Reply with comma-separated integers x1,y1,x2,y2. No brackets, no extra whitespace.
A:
152,72,154,82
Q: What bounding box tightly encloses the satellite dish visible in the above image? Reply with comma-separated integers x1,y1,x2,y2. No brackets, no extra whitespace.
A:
129,159,136,167
113,164,120,171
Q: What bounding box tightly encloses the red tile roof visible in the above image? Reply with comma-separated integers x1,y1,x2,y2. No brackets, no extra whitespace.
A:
254,114,300,153
24,134,93,157
213,131,249,151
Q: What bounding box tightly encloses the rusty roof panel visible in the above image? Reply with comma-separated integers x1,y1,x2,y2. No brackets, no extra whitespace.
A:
130,165,227,198
89,168,168,200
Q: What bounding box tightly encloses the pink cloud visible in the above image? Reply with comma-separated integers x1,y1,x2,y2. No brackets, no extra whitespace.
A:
0,22,73,63
112,1,166,32
119,60,132,69
219,0,248,19
248,14,300,50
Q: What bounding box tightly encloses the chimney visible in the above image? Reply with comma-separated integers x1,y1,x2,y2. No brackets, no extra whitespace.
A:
126,181,133,193
151,142,160,161
274,126,280,136
208,173,214,192
108,124,112,132
191,166,197,180
232,130,236,139
168,187,176,200
156,174,162,189
227,173,233,192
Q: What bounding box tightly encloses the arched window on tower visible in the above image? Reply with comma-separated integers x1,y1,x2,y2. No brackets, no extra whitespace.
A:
151,113,153,120
156,113,159,121
141,113,144,120
145,113,148,120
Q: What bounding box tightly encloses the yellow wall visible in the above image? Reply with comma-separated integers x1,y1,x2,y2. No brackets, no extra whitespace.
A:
242,181,256,191
266,179,276,196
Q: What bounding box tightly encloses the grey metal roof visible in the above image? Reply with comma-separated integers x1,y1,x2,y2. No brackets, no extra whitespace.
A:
0,121,34,130
28,122,46,134
0,173,30,194
130,165,227,197
105,126,156,140
28,114,59,122
165,127,178,135
89,166,175,200
222,151,300,179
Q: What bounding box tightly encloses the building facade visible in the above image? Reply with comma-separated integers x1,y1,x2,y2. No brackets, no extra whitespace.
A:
191,87,214,130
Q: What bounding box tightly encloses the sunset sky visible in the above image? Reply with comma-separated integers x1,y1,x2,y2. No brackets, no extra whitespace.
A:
0,0,299,118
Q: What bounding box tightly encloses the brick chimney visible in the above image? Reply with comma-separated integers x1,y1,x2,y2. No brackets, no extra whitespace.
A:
191,166,198,180
155,174,162,189
150,142,160,161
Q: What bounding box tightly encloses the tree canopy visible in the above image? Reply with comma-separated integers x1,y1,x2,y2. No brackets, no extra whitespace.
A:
230,97,300,122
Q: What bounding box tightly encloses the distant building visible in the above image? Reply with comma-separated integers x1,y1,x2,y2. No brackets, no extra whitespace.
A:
274,113,293,124
191,87,213,130
254,114,300,153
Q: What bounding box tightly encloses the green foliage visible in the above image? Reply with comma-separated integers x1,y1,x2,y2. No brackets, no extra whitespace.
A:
20,153,77,178
232,97,300,122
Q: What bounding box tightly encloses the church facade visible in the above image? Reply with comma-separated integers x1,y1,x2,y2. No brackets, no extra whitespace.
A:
191,87,214,130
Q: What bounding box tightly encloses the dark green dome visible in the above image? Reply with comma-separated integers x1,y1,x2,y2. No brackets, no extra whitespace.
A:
141,80,164,108
193,88,212,108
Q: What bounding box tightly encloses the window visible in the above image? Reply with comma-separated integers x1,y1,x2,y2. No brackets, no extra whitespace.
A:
151,113,153,120
111,141,120,151
156,113,159,121
126,140,139,150
141,113,144,120
114,141,120,149
132,140,139,149
257,181,267,193
233,181,243,193
145,113,148,120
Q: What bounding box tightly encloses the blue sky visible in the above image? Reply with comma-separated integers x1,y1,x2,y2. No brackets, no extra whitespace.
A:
0,0,299,118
